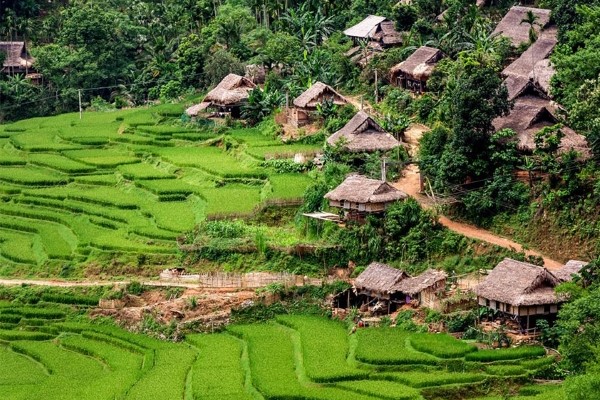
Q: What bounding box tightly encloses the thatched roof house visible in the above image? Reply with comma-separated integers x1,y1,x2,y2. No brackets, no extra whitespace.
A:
492,6,551,47
553,260,588,282
398,269,448,310
475,258,581,329
186,74,256,118
354,262,409,297
492,95,590,156
290,82,349,128
325,175,407,219
326,111,401,152
390,46,443,93
0,41,35,75
530,59,555,98
343,15,402,47
398,269,448,296
502,27,558,100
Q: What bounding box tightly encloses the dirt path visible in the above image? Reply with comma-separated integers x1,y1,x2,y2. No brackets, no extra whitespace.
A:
393,164,563,269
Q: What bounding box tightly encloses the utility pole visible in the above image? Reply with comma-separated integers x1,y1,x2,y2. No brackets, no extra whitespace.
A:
374,69,378,103
78,89,82,120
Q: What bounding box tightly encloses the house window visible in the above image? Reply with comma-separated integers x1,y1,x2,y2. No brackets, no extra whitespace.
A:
544,305,551,314
486,299,490,307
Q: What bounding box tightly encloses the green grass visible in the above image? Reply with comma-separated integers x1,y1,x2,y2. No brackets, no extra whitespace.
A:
276,314,369,382
268,174,313,199
157,146,266,178
355,328,439,365
28,154,97,173
0,310,561,400
465,346,546,362
334,380,423,400
0,167,69,186
63,149,140,167
186,334,253,400
118,163,174,180
203,184,261,216
409,333,477,358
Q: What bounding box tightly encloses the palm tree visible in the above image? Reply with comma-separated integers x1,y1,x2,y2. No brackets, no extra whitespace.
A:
520,10,541,43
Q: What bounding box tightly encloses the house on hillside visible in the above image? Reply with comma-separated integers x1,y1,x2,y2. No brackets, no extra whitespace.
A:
290,82,349,128
344,15,403,67
493,96,589,157
390,46,443,93
492,6,552,47
0,41,38,80
324,174,407,221
397,269,448,311
326,111,401,153
354,262,410,310
475,258,587,330
502,27,558,101
186,74,256,119
339,263,448,313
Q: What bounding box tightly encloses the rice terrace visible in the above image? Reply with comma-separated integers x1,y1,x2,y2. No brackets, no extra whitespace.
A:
1,0,600,399
0,105,317,272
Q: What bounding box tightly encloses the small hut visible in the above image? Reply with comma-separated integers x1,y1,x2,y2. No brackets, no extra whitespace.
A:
390,46,443,93
343,16,402,66
186,74,256,119
0,41,35,76
492,95,589,157
492,6,551,47
351,262,409,313
397,269,448,311
290,82,349,128
326,111,401,152
324,174,407,221
553,260,588,282
475,258,582,330
502,27,557,100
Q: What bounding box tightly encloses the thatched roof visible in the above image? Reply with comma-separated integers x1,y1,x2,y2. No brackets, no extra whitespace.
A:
493,95,590,156
293,82,349,109
502,27,558,100
0,41,34,69
554,260,588,282
492,6,552,47
326,111,400,152
344,15,388,39
185,102,211,117
325,175,408,204
530,59,555,98
203,73,256,106
377,21,403,46
354,262,409,294
390,46,442,80
397,269,448,296
475,258,563,306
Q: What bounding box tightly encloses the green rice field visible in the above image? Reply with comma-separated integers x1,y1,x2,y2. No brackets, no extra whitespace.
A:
0,308,563,400
0,106,320,270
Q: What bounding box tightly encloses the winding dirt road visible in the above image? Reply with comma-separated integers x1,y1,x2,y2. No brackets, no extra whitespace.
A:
393,164,563,269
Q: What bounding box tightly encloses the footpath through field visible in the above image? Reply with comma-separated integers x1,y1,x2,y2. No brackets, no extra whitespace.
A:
393,164,563,269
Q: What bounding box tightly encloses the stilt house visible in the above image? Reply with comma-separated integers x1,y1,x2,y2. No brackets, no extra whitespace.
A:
186,74,256,118
344,15,403,66
475,258,587,330
324,175,407,221
326,111,401,153
492,6,551,47
0,41,36,78
390,46,443,93
397,269,448,311
290,82,349,128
